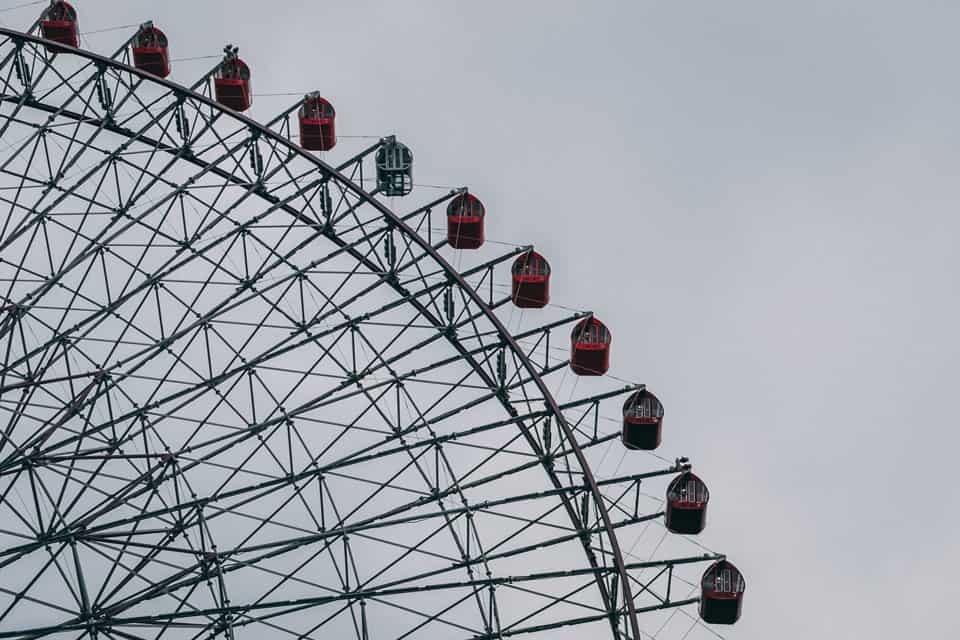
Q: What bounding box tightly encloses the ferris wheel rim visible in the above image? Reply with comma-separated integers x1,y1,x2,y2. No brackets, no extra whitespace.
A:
0,25,646,639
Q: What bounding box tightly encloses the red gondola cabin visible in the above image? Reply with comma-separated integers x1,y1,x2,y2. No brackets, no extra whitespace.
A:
511,251,550,308
375,138,413,196
299,93,336,151
447,193,485,249
700,560,745,625
621,389,664,450
214,48,252,112
570,317,610,375
132,24,171,78
665,471,709,534
40,1,79,49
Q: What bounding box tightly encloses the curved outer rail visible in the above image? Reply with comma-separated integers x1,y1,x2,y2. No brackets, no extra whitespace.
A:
0,26,644,639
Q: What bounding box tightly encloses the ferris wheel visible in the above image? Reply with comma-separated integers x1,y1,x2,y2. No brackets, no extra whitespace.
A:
0,4,746,640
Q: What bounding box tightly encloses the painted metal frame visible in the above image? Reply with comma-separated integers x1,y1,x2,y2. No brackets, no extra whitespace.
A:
0,25,722,640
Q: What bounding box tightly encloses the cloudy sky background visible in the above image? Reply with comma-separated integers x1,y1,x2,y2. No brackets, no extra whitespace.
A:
3,1,958,637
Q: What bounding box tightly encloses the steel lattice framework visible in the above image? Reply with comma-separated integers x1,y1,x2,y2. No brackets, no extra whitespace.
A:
0,19,729,640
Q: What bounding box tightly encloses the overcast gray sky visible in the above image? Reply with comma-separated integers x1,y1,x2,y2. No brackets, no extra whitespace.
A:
5,1,959,637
